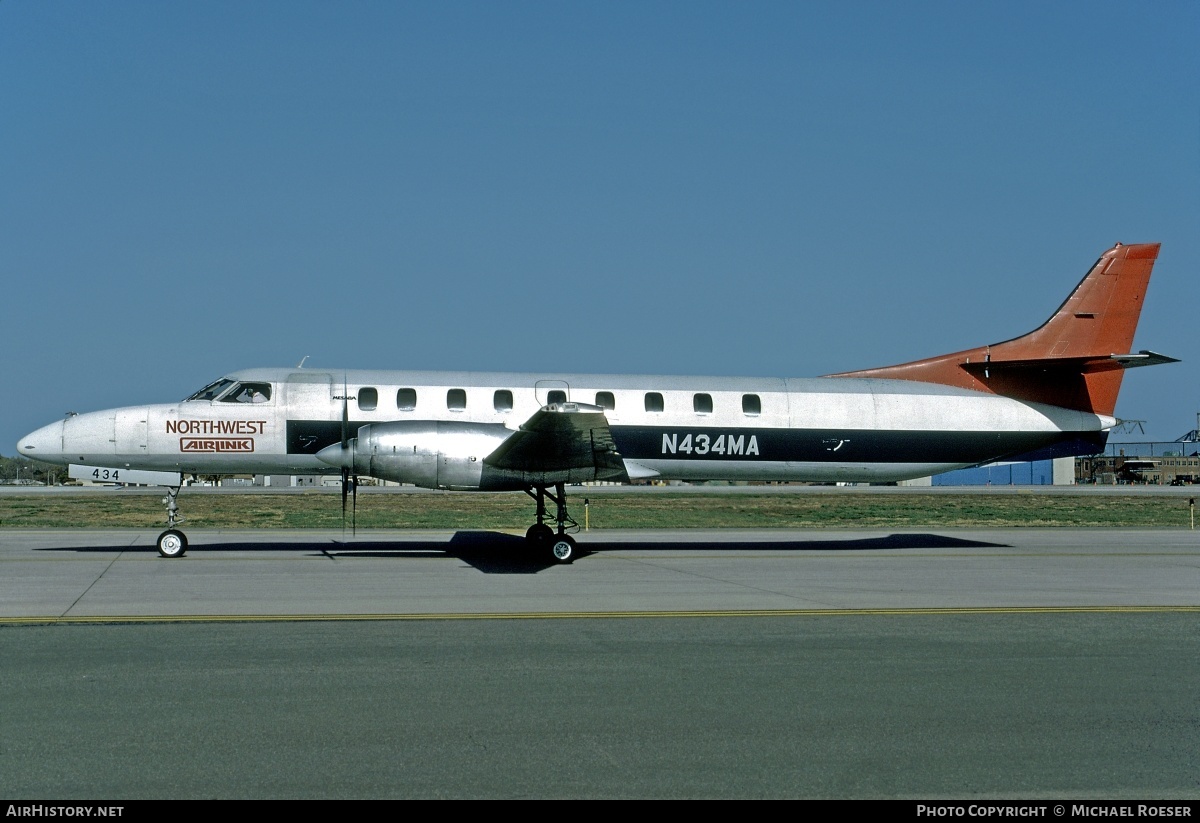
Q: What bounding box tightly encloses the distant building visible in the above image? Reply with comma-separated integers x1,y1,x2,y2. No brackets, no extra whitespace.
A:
1077,451,1200,485
932,460,1057,486
929,426,1200,487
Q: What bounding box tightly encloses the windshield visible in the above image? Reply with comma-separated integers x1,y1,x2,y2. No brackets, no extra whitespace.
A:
185,378,236,402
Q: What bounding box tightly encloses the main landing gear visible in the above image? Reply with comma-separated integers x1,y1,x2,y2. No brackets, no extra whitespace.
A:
524,483,578,564
156,486,188,558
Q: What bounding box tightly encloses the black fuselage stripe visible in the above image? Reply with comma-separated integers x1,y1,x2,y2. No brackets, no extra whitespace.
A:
611,427,1103,463
286,420,1106,464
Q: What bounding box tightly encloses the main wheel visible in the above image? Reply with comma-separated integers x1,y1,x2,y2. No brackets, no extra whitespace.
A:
157,529,188,558
525,523,554,545
549,534,576,564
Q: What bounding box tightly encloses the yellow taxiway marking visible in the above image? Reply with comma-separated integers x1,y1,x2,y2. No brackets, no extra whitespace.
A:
2,605,1199,626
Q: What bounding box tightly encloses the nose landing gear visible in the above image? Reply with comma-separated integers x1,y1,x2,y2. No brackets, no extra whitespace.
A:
156,486,188,558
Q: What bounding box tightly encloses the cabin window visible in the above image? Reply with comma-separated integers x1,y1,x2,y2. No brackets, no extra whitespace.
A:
358,387,378,411
397,388,417,410
547,389,567,405
220,382,273,404
693,393,713,414
447,389,467,411
596,391,615,411
742,394,761,416
494,389,513,412
645,392,664,413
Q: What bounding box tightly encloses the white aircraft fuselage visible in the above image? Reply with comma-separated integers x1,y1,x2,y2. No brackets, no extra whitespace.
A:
19,368,1112,487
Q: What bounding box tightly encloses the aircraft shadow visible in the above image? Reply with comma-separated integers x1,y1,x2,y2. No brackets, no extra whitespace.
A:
36,531,1010,574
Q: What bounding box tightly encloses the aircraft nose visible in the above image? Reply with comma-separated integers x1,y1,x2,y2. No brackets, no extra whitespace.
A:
17,420,65,463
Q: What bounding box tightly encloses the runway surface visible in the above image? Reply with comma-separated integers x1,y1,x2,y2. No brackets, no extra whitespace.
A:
2,527,1198,620
2,527,1198,798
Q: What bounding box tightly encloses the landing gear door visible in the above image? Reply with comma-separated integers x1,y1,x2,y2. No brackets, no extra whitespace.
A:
535,379,570,407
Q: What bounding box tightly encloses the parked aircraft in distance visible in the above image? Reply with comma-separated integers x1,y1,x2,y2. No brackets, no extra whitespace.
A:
18,242,1176,563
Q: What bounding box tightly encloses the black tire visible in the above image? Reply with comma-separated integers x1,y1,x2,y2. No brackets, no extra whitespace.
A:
549,534,576,564
525,523,554,545
157,529,188,558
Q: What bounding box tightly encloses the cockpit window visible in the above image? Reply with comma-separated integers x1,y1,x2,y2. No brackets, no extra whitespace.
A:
220,382,273,403
185,379,236,402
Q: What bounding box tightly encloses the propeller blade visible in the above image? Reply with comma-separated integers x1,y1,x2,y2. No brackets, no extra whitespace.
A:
340,376,350,535
351,474,358,536
341,467,349,530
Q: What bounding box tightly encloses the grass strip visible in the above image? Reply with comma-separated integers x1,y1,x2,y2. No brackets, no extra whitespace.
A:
0,492,1194,529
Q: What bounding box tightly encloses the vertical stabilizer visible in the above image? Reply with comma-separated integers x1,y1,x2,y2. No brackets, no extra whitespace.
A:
827,243,1166,416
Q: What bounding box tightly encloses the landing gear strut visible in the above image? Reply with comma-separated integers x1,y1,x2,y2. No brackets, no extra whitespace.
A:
524,483,578,564
156,486,188,558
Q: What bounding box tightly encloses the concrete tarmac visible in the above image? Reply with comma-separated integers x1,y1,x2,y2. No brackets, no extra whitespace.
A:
2,527,1198,799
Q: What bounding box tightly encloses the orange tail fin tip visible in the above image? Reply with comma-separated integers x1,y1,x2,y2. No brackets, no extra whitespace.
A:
827,242,1177,417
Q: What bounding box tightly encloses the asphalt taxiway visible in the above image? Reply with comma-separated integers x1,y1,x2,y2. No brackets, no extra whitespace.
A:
2,527,1198,620
2,527,1198,799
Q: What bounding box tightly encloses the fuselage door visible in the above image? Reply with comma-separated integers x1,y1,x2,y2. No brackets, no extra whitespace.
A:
285,372,336,420
534,379,570,407
284,372,338,457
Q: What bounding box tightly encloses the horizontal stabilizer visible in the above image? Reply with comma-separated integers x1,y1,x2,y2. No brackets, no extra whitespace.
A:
961,350,1180,378
1108,350,1180,369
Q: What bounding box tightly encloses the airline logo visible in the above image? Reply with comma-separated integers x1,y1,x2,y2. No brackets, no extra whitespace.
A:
180,438,255,453
167,420,265,453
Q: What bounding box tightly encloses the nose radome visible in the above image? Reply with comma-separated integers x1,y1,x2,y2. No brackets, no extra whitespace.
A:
17,420,65,462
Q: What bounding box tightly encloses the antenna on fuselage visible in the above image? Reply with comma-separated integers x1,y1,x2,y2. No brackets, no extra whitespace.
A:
296,355,309,369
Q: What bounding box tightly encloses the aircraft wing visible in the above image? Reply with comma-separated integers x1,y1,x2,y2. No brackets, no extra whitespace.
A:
482,403,629,486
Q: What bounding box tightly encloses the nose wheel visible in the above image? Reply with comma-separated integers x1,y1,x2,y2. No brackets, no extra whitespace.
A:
157,528,188,558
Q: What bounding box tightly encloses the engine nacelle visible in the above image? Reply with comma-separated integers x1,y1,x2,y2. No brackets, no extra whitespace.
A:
349,421,515,490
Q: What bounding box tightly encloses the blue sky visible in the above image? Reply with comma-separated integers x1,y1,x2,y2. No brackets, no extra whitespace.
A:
3,1,1197,451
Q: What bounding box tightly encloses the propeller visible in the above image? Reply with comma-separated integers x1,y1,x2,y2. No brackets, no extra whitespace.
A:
340,376,357,536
